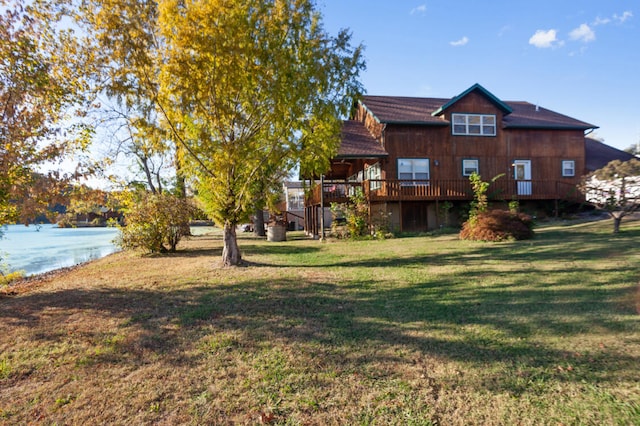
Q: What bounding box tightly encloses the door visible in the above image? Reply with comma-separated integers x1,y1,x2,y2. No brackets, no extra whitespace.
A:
513,160,532,196
401,202,429,232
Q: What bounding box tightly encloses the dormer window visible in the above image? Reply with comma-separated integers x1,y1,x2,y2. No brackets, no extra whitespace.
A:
452,113,496,136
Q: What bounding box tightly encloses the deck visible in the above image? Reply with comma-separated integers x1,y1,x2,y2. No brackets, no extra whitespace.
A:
306,179,582,206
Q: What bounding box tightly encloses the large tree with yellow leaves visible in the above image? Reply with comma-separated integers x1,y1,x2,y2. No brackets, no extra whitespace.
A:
83,0,364,266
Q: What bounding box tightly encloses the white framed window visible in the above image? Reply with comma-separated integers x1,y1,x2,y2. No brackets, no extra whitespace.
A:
398,158,429,185
452,113,496,136
348,171,363,182
562,160,575,177
287,188,305,210
462,159,479,176
364,162,382,190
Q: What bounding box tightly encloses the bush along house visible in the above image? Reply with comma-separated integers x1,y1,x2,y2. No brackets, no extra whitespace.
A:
303,83,601,235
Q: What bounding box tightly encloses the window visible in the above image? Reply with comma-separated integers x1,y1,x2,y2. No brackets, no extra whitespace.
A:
562,160,575,177
287,188,305,210
398,158,429,185
364,162,382,190
462,159,479,176
348,171,363,182
452,113,496,136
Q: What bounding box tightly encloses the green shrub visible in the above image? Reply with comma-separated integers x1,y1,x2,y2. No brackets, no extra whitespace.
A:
460,209,534,241
345,187,369,238
371,209,393,239
329,188,370,239
116,192,194,253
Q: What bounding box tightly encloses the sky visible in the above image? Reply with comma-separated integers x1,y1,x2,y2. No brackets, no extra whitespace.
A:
318,0,640,151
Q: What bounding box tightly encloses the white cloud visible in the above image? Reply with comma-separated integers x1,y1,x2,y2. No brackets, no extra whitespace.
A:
569,23,595,42
450,36,469,47
528,29,562,48
593,16,611,26
614,11,633,23
410,4,427,15
593,11,633,26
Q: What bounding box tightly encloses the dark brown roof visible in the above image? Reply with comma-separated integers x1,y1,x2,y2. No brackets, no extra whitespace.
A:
337,120,388,159
360,95,597,130
585,137,636,171
361,96,450,125
503,102,596,130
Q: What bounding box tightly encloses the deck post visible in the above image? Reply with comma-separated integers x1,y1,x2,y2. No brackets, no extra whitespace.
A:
320,175,325,240
368,189,372,236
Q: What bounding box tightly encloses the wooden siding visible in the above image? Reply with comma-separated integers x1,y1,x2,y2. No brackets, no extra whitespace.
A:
354,91,586,192
354,104,385,139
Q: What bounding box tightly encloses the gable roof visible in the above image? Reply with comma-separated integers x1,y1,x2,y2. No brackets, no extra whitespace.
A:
359,84,597,131
432,83,512,116
585,137,636,171
336,120,388,159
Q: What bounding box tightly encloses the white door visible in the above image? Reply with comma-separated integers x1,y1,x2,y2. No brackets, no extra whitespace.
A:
514,160,532,196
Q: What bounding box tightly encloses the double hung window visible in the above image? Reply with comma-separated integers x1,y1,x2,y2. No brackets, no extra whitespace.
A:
562,160,575,177
452,113,496,136
462,159,479,176
398,158,429,185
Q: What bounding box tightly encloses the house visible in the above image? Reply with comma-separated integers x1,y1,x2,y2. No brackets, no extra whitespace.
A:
304,83,601,235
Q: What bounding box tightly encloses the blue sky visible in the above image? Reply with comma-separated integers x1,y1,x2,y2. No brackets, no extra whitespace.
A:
319,0,639,151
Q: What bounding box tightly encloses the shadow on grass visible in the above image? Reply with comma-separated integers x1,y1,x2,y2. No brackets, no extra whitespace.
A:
1,219,638,397
2,271,637,391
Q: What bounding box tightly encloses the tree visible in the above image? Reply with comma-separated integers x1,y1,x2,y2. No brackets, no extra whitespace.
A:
79,0,364,265
466,172,504,226
60,185,121,227
1,0,95,226
158,0,364,266
623,143,639,157
580,159,640,233
77,0,177,193
250,163,289,237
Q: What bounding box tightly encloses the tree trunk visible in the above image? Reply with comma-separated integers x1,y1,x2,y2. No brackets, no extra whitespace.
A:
138,155,158,194
254,207,266,237
222,222,242,266
613,215,622,233
175,150,187,199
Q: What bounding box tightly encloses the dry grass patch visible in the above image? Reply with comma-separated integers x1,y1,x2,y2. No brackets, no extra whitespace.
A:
1,220,639,424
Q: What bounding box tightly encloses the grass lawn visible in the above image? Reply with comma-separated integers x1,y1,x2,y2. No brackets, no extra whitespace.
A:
0,217,638,425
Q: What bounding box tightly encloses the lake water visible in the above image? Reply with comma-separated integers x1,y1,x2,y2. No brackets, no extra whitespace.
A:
0,224,120,276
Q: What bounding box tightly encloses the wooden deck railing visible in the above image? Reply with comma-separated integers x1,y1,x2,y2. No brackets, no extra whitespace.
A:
306,179,582,205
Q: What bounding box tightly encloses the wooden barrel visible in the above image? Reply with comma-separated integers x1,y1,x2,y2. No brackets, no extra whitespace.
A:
267,224,286,242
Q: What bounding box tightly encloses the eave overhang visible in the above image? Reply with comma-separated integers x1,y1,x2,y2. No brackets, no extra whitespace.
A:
432,83,513,116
